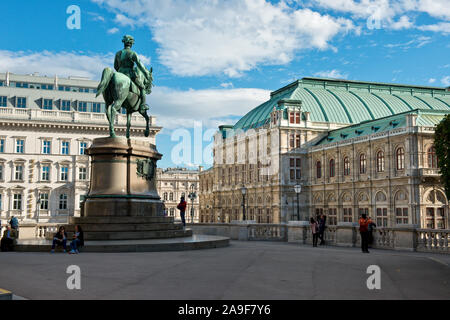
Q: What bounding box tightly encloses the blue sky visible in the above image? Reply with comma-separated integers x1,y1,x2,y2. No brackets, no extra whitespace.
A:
1,0,449,168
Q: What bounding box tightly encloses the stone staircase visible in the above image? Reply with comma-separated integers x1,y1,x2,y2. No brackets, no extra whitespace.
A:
47,216,192,241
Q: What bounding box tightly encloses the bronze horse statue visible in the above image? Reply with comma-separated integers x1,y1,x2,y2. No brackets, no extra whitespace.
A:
96,66,153,138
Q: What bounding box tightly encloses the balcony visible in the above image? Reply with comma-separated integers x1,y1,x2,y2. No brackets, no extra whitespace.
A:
0,108,153,127
419,168,440,177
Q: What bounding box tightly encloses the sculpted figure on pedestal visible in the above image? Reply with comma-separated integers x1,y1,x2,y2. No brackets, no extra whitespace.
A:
96,35,153,138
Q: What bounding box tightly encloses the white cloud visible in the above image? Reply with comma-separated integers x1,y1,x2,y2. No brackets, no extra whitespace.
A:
0,48,269,133
220,82,234,89
107,27,119,34
428,78,436,84
414,0,450,21
0,50,113,79
313,69,348,79
92,0,358,77
0,50,151,80
307,0,450,31
384,36,431,49
417,22,450,34
442,76,450,87
150,86,270,131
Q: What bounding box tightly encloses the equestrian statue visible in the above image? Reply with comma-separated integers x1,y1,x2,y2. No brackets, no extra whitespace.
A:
96,35,153,138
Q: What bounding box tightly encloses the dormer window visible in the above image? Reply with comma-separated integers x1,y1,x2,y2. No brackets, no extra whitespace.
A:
289,111,300,124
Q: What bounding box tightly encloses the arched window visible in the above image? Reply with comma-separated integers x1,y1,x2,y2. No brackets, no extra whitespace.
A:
359,153,366,174
316,161,322,179
376,151,385,172
396,147,405,170
343,157,350,176
427,147,438,168
329,159,335,178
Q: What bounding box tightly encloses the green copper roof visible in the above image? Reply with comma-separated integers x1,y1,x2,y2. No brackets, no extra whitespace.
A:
232,77,450,132
315,109,450,146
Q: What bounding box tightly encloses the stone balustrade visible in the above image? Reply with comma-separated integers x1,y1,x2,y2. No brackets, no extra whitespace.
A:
0,108,150,126
248,224,287,241
188,222,449,254
35,225,58,239
416,229,450,253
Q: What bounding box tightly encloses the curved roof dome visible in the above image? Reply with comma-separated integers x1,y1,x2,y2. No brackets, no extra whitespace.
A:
233,77,450,131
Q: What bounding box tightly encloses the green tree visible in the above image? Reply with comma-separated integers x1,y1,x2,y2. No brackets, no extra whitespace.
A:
434,114,450,200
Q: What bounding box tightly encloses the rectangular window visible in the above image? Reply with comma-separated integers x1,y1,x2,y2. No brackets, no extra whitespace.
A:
15,165,23,180
289,134,295,148
41,84,53,90
376,208,388,227
295,134,300,148
16,97,27,108
289,112,294,123
0,96,7,107
42,140,51,154
0,164,3,181
343,208,353,222
79,142,88,155
0,194,2,210
289,158,301,180
42,166,50,181
396,208,408,224
59,194,68,210
295,112,300,124
79,167,87,180
16,139,24,153
15,82,28,88
0,139,4,153
40,193,49,210
60,166,69,181
61,100,71,111
328,208,337,225
78,102,87,112
42,99,53,110
92,103,101,113
13,194,22,210
61,141,70,155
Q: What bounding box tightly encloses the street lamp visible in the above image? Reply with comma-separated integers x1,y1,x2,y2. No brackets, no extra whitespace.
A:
188,183,197,224
294,184,302,221
240,185,247,221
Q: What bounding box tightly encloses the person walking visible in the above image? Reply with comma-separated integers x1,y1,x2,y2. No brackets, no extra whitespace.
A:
310,217,319,247
318,214,327,245
177,196,187,228
359,213,370,253
51,226,68,253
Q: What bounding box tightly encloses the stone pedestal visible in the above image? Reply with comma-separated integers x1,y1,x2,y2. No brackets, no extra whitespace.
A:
84,137,163,217
66,137,192,241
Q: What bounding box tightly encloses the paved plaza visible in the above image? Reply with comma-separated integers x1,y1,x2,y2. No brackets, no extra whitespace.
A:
0,241,449,300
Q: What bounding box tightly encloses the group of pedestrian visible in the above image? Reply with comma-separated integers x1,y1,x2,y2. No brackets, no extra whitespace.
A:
359,214,376,253
309,214,326,247
309,213,376,253
51,225,84,254
1,216,19,252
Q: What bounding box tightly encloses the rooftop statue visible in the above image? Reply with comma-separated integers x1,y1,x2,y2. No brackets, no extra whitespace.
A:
96,35,153,138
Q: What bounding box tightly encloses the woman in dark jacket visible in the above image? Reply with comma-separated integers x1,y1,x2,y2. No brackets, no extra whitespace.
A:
69,225,84,254
51,226,67,253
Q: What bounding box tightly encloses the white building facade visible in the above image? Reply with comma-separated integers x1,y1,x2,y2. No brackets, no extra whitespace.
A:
0,72,159,227
156,167,201,223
